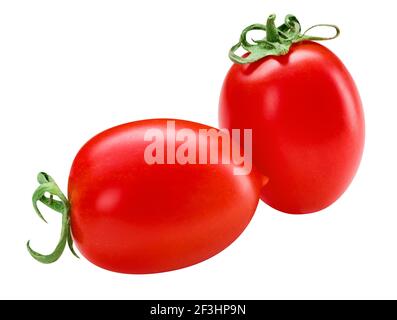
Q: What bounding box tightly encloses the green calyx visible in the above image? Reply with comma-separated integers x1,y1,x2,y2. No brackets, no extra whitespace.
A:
229,14,340,64
27,172,79,264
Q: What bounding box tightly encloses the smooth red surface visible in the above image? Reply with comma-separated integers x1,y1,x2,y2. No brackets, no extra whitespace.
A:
68,119,264,274
219,42,365,214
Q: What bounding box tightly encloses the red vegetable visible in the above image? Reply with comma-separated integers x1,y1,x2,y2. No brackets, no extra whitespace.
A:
28,119,266,274
219,14,365,214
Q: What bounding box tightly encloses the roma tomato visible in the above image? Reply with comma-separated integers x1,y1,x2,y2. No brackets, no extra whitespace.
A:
219,15,365,214
28,119,266,274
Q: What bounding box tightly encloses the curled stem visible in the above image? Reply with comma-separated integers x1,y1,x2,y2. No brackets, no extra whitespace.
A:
27,172,79,264
229,14,340,64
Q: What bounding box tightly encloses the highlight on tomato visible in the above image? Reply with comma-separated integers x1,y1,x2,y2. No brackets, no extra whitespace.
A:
219,14,365,214
27,119,267,274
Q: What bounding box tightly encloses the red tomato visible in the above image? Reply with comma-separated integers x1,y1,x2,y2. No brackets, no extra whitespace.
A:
219,42,365,214
67,119,265,274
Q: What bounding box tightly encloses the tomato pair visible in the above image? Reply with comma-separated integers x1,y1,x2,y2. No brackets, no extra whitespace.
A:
28,14,364,274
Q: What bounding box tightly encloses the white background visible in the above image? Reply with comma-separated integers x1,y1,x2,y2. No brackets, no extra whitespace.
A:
0,0,395,300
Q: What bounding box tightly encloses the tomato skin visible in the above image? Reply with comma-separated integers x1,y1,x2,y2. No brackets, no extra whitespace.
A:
68,119,263,274
219,42,365,214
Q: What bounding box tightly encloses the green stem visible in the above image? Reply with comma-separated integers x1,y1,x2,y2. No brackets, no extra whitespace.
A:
27,172,79,264
266,14,279,42
229,14,340,64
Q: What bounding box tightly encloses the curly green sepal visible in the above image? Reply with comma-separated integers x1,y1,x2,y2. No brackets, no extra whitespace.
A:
229,14,340,64
27,172,79,264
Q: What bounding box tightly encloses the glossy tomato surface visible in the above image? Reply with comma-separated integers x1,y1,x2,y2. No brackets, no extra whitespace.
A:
219,42,365,214
68,119,265,274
